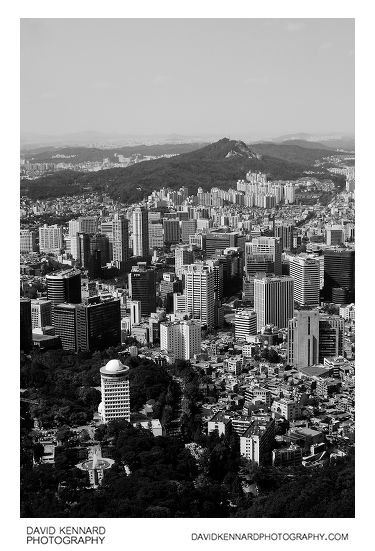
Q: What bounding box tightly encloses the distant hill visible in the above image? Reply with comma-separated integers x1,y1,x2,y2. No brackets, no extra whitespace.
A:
249,142,343,165
21,143,208,163
20,137,336,203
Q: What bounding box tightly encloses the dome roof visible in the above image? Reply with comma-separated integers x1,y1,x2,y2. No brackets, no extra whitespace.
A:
105,359,125,372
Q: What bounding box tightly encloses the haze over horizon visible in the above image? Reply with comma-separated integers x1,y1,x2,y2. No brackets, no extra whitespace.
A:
21,19,354,144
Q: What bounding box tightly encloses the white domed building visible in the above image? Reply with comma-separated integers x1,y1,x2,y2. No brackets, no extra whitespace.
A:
99,359,130,423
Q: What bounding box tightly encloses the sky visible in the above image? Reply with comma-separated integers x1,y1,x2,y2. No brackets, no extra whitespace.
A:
20,18,354,141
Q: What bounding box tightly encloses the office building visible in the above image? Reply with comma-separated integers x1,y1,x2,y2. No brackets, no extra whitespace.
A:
323,249,355,303
245,237,282,276
129,300,142,326
240,415,275,465
271,399,300,421
112,214,129,269
160,320,201,360
275,222,294,251
181,219,197,243
132,207,149,257
39,224,63,253
31,298,52,329
89,234,110,265
77,232,91,268
46,268,82,309
254,275,294,331
148,221,164,249
287,309,319,368
290,255,320,306
53,303,77,350
99,359,130,423
20,230,37,253
128,263,156,316
326,225,344,246
175,245,195,278
205,231,241,257
163,219,180,245
234,309,257,340
319,315,344,363
100,220,114,259
75,298,121,352
181,263,215,328
20,298,32,351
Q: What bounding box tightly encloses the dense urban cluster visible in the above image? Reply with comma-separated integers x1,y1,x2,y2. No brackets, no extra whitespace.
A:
20,155,355,517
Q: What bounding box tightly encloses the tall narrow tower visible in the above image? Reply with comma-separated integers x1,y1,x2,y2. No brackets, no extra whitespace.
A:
132,207,149,257
99,359,130,423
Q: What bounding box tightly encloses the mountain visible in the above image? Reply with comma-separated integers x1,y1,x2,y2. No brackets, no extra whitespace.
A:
271,133,355,151
20,138,335,203
249,142,343,165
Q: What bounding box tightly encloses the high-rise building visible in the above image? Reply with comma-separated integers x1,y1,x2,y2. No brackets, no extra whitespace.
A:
128,263,156,316
319,314,344,363
53,303,77,350
90,234,110,265
240,415,275,465
175,245,195,278
46,269,82,309
77,233,91,268
99,359,130,423
245,237,282,276
163,219,180,245
20,230,37,253
287,309,320,368
205,231,242,258
39,224,63,253
100,220,114,260
234,309,257,340
132,207,149,257
31,299,52,329
181,219,197,243
290,255,320,306
75,298,121,351
254,275,294,331
20,298,32,351
129,300,141,326
148,221,164,249
275,222,294,251
326,225,344,246
112,214,129,269
181,263,215,328
160,320,201,360
323,249,355,303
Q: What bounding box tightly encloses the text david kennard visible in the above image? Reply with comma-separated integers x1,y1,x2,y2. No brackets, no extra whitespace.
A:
26,526,106,545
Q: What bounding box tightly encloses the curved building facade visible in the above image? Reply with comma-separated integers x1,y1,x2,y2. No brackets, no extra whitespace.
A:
100,359,130,423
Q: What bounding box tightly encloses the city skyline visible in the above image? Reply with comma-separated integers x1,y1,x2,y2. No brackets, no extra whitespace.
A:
21,18,354,142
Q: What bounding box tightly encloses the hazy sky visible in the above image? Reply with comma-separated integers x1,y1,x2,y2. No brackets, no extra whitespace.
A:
21,18,354,140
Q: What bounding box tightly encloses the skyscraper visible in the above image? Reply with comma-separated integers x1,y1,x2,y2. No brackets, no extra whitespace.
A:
175,245,195,278
39,224,63,253
128,263,156,316
75,298,121,351
287,309,320,368
132,207,149,257
323,249,355,303
163,219,180,245
254,275,294,331
20,298,32,351
275,222,294,251
319,314,344,362
31,298,52,329
20,230,37,253
290,255,320,306
234,309,257,340
46,268,82,309
181,263,215,328
112,214,129,269
77,232,91,268
53,303,77,350
245,237,282,276
160,320,201,360
99,359,130,423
